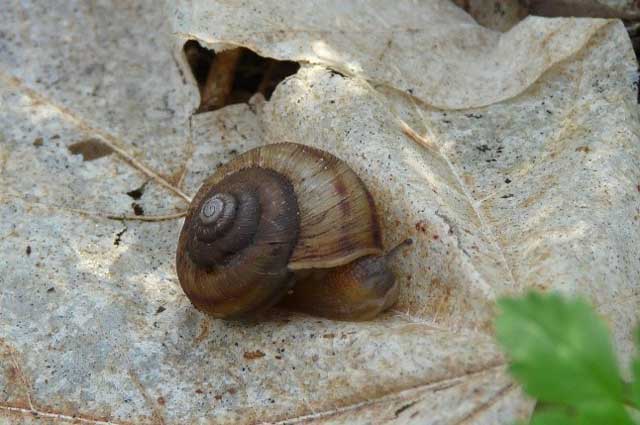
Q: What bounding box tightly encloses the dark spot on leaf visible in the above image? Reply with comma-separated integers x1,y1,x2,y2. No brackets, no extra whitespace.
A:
114,228,127,246
126,182,147,200
33,137,43,147
329,69,345,78
132,203,144,216
47,287,55,293
68,138,113,161
156,396,165,405
505,178,512,184
465,113,483,119
395,401,418,417
26,245,31,255
156,306,166,314
51,134,60,139
415,221,427,233
476,144,490,153
501,194,514,199
575,146,591,153
195,388,204,394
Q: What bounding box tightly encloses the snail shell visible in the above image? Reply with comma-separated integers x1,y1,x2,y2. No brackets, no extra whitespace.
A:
176,142,400,320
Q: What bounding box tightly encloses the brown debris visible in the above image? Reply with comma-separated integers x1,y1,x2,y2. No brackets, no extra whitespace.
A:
68,138,114,161
243,350,266,360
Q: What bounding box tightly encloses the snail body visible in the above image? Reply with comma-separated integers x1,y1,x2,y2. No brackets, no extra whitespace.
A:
176,142,403,320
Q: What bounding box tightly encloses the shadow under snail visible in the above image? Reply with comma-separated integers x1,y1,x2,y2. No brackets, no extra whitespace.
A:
176,142,411,320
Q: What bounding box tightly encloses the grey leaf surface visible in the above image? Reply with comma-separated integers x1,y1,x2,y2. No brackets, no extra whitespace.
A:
1,1,639,424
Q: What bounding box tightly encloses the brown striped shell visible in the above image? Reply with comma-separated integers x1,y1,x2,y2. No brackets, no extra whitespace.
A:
176,142,397,320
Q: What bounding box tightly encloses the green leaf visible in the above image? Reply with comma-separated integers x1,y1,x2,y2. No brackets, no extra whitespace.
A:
631,328,640,410
575,401,634,425
528,404,635,425
529,409,574,425
495,292,624,406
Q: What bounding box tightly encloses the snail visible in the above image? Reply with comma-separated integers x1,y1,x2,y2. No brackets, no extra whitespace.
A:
176,142,410,320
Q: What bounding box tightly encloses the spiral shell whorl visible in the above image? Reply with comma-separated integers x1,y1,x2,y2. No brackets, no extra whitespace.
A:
199,193,236,227
177,167,300,318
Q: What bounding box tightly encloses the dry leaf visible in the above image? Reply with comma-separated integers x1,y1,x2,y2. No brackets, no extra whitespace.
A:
525,0,640,20
1,1,639,424
451,0,528,31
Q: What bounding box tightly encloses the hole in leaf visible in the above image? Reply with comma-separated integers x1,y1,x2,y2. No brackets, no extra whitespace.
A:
126,182,147,200
68,138,113,161
183,40,300,113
